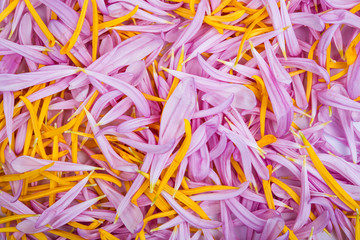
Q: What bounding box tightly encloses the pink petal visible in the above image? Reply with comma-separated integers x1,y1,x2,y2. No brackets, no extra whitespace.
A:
11,156,99,172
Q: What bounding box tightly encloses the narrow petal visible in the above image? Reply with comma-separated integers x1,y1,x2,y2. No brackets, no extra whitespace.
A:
263,0,286,57
321,9,360,28
260,217,285,240
97,97,133,126
265,41,292,84
193,95,233,119
39,0,91,35
116,116,159,133
172,0,206,51
293,211,330,239
290,12,325,31
293,159,311,230
161,192,221,229
11,156,100,172
0,65,79,91
97,179,143,233
280,0,301,56
190,182,249,201
250,43,293,137
279,57,330,83
318,85,360,112
0,38,53,65
3,91,14,146
35,172,94,228
347,49,360,99
317,24,339,67
225,198,266,232
84,69,151,117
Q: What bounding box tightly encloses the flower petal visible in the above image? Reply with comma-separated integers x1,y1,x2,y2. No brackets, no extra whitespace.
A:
10,156,99,172
84,69,151,117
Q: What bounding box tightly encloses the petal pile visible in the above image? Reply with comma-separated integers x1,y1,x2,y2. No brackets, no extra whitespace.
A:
1,0,360,239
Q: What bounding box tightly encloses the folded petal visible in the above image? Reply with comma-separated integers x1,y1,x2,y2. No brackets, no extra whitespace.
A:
84,69,151,117
159,78,196,143
96,179,143,233
279,57,330,83
293,211,330,239
116,116,159,133
259,217,285,240
265,41,292,84
225,198,266,232
0,190,35,215
321,9,360,28
318,85,360,111
202,85,256,110
290,12,325,31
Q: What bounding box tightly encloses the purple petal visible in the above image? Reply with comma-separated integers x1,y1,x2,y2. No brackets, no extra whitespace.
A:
84,69,151,117
10,156,99,172
161,191,222,229
293,159,311,230
35,172,94,228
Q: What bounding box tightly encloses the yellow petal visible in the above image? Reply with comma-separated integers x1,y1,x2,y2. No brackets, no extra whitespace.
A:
23,0,55,47
179,185,239,195
61,0,90,54
167,45,185,99
154,119,191,203
48,230,86,240
299,131,360,211
257,135,277,148
20,96,48,159
203,18,247,32
96,6,139,30
0,214,38,224
90,0,98,61
205,10,245,22
263,166,275,209
0,0,20,24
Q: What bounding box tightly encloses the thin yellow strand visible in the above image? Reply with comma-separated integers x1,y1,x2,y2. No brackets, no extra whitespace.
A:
153,119,192,203
0,0,20,24
90,0,98,61
96,6,139,30
61,0,90,54
23,0,55,47
19,96,48,159
299,132,360,212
